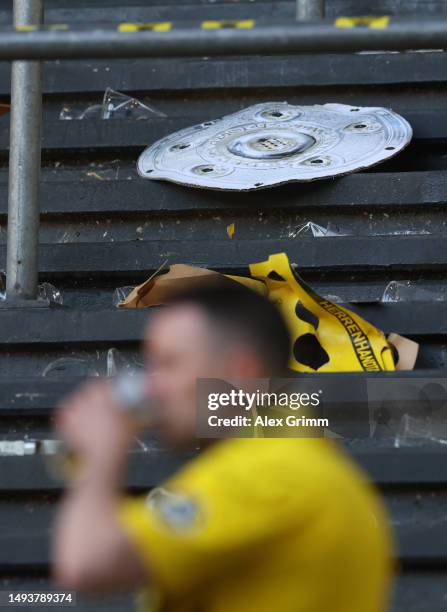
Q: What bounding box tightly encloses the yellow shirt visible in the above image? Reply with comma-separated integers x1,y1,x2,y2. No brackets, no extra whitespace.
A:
118,438,394,612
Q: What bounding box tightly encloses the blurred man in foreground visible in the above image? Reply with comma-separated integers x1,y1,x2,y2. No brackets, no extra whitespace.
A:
53,284,394,612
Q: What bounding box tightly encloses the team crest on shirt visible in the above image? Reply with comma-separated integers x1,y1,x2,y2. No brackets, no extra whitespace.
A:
145,487,201,531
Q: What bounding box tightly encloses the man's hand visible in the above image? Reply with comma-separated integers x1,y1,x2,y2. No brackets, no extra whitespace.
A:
55,378,138,479
53,378,148,593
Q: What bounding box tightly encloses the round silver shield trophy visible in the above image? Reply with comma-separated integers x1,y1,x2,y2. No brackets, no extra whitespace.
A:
137,102,412,191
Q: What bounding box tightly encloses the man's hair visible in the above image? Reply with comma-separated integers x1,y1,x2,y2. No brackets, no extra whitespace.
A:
168,280,291,375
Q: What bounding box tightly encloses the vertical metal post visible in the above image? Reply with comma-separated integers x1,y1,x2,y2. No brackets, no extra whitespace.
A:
6,0,43,301
296,0,325,20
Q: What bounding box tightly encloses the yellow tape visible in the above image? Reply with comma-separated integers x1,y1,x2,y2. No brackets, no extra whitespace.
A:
118,22,172,33
335,16,390,29
15,25,37,32
47,24,69,31
201,19,255,30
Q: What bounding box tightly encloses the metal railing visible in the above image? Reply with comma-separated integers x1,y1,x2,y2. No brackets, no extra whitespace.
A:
6,0,43,303
0,20,447,61
296,0,325,20
3,0,447,305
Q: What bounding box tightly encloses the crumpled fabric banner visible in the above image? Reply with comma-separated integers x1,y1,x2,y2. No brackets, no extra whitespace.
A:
118,254,408,372
241,253,395,372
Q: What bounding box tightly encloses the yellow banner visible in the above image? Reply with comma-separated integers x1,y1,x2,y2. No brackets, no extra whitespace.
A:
239,253,395,373
118,253,396,373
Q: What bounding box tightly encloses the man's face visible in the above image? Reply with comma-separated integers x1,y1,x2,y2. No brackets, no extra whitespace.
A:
144,305,224,448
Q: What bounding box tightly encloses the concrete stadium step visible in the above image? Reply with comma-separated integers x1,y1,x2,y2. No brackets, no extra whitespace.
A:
0,112,443,156
0,170,445,215
1,51,447,95
0,169,445,249
0,447,446,491
7,347,444,379
0,459,446,568
0,372,444,417
0,0,444,16
0,303,445,345
1,236,446,276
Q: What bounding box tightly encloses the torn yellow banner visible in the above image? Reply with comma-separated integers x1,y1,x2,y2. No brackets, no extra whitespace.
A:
117,255,407,372
248,253,395,372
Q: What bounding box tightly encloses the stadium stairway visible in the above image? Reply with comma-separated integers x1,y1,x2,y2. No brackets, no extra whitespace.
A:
0,0,447,610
